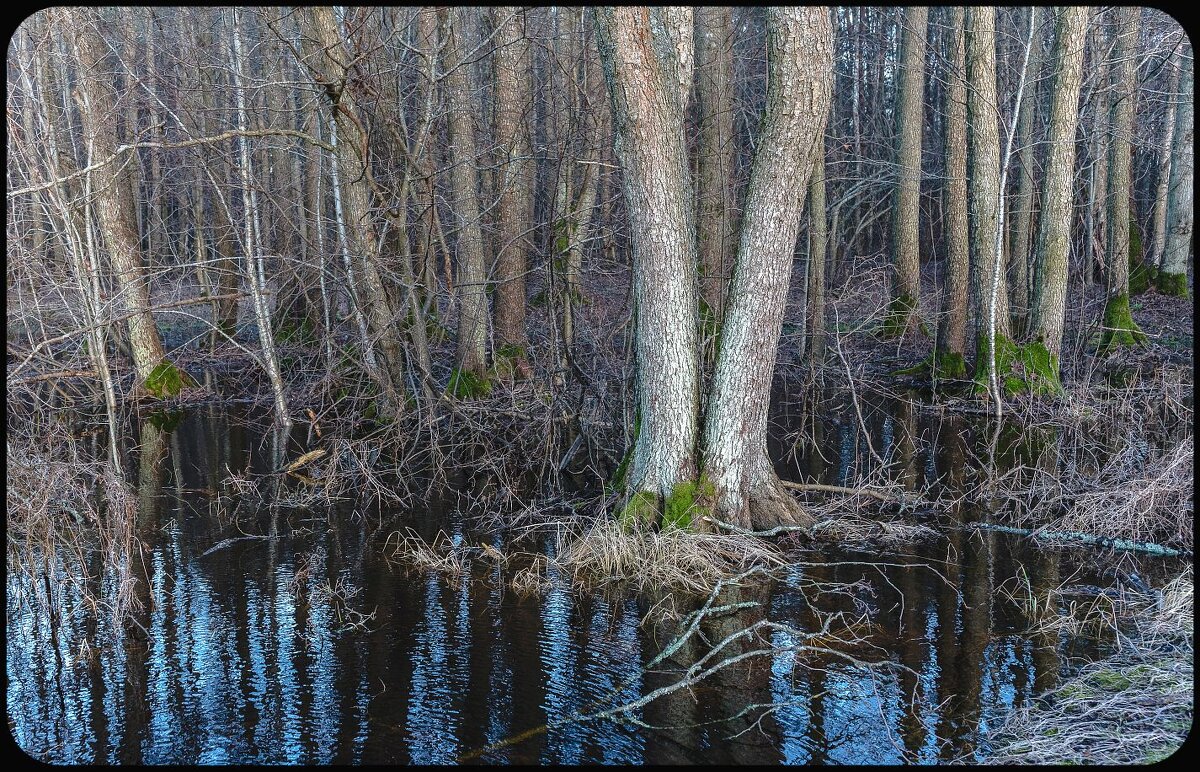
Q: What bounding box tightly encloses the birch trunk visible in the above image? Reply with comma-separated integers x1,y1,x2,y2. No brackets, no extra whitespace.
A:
1030,7,1089,361
702,7,833,530
1149,60,1180,270
1007,7,1041,337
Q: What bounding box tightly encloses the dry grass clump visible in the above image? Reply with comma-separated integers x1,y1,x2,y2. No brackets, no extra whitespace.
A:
983,569,1192,765
997,432,1193,551
384,528,470,578
554,519,785,596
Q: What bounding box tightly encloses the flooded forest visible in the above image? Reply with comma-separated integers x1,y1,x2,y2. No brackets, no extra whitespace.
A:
6,6,1194,765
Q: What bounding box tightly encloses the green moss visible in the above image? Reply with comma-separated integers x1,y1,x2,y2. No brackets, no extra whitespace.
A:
934,350,967,379
1097,293,1147,353
1155,270,1188,297
617,490,658,531
878,293,917,338
446,367,491,399
146,408,185,432
1128,218,1154,295
974,334,1063,397
608,410,641,494
662,476,715,531
143,360,193,398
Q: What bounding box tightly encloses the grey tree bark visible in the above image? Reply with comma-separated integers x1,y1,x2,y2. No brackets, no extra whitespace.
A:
595,6,700,507
694,6,736,326
1007,6,1041,338
883,6,929,338
1030,7,1089,362
702,7,833,530
965,6,1011,379
1149,54,1180,270
68,7,171,389
491,7,533,370
1099,6,1146,349
935,7,970,379
441,7,492,387
805,141,828,364
1159,49,1193,298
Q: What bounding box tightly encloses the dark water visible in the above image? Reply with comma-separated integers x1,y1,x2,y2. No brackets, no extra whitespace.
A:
7,398,1183,764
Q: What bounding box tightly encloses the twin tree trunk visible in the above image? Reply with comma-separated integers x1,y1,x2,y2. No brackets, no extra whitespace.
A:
597,6,833,530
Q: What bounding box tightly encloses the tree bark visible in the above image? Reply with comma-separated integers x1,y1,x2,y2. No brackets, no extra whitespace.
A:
702,7,833,530
441,7,491,385
491,7,533,368
694,6,736,325
883,6,929,337
1159,49,1193,298
1099,7,1146,349
1149,58,1180,270
935,7,970,378
965,6,1011,379
595,6,700,504
68,7,170,388
1030,7,1089,361
806,141,828,364
1007,6,1041,338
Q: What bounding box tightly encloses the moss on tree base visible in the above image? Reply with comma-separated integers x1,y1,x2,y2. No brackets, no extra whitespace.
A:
615,475,715,532
974,334,1063,397
1155,271,1188,297
446,367,492,399
878,293,918,338
143,360,195,398
1097,293,1147,353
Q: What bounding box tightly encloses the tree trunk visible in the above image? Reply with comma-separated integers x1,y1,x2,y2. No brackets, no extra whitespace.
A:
68,8,171,390
694,6,736,326
441,7,492,389
299,6,409,409
595,7,700,507
1085,22,1110,286
702,7,833,531
806,141,828,364
1099,7,1146,350
491,7,533,371
1030,7,1089,362
1149,53,1180,270
1007,7,1041,338
965,6,1011,381
882,6,929,337
1159,50,1193,298
935,6,970,379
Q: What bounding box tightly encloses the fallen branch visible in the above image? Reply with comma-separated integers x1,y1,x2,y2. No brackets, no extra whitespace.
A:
966,522,1187,558
199,534,282,557
778,479,918,504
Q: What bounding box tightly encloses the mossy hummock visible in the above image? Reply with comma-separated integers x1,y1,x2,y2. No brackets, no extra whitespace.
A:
1155,271,1188,297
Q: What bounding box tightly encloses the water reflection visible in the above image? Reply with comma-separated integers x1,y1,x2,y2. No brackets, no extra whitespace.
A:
8,403,1181,765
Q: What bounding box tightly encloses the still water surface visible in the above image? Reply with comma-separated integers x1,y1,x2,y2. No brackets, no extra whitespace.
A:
7,399,1179,764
